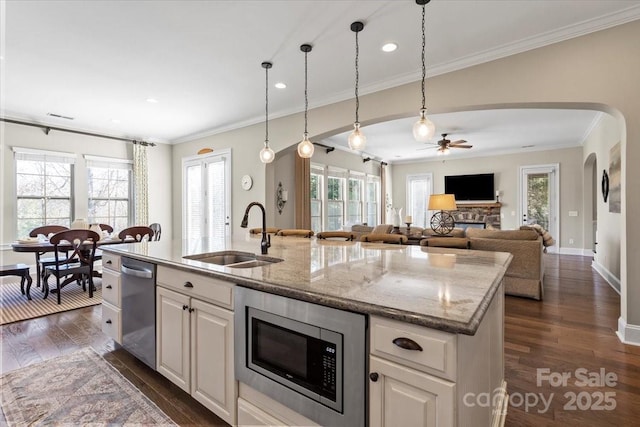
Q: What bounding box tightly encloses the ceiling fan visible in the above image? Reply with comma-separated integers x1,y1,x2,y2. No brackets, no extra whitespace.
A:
418,133,473,154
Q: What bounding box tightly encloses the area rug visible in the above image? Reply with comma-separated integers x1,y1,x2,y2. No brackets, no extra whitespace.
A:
0,279,102,325
0,348,176,426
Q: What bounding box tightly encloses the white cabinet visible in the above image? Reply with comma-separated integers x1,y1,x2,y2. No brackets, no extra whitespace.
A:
101,253,122,343
156,272,236,426
369,283,506,427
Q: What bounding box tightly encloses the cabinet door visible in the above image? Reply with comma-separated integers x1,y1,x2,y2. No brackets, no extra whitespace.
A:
370,356,455,427
156,286,191,393
190,298,236,425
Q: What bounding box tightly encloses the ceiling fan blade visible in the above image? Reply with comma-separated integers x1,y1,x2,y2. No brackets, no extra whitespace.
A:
449,139,467,145
416,145,439,151
452,144,473,149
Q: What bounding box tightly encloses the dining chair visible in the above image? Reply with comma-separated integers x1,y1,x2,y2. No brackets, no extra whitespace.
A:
43,229,101,305
29,225,69,289
149,223,162,241
118,226,154,242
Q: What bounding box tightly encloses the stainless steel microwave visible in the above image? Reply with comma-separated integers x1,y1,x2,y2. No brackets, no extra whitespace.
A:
235,286,366,427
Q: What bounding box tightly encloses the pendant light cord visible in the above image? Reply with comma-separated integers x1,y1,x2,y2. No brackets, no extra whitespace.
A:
354,29,360,123
265,64,269,144
420,3,426,110
304,49,308,134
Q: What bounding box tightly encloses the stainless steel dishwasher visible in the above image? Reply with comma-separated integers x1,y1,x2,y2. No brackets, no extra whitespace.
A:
121,256,156,370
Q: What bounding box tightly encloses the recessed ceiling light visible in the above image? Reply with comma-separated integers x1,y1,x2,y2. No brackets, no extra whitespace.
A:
275,82,287,89
382,43,397,52
146,98,159,103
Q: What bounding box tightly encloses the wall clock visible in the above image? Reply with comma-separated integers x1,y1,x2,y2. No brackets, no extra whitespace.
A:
602,169,609,202
241,174,253,191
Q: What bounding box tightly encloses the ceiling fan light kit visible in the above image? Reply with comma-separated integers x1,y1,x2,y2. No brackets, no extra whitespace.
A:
348,21,367,151
413,0,436,142
297,44,315,158
259,61,275,164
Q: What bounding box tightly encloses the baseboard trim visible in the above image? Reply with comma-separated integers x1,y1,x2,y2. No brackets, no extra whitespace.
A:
591,260,621,294
617,317,640,347
558,247,586,256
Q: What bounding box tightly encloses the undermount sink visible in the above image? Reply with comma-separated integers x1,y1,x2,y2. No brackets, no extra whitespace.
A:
183,251,283,268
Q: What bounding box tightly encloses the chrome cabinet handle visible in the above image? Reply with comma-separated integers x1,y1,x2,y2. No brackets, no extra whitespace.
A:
369,372,379,382
184,281,193,288
392,337,423,351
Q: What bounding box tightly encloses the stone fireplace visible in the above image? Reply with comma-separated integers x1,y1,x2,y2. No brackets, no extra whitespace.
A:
452,202,502,229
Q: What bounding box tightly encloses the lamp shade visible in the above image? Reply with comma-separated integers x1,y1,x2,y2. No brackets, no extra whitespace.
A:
428,194,457,211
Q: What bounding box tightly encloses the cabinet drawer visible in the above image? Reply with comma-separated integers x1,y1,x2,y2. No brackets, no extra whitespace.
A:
102,269,121,307
102,253,121,272
237,398,285,426
102,302,122,343
370,316,456,380
157,265,233,309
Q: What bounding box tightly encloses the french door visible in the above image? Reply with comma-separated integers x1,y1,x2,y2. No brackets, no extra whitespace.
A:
182,150,231,242
520,164,559,252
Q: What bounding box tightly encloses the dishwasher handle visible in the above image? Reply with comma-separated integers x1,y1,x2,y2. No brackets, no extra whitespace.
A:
121,264,154,279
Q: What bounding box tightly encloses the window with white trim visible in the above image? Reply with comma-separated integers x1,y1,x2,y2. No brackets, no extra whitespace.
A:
327,168,346,231
86,155,133,231
310,166,324,233
14,148,75,238
406,174,433,228
366,175,380,226
348,174,364,225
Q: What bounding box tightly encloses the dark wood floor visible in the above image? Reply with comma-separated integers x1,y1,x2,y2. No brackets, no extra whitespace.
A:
2,254,639,426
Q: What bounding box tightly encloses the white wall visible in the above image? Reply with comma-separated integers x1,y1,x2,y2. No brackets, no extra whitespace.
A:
390,147,583,249
0,121,172,265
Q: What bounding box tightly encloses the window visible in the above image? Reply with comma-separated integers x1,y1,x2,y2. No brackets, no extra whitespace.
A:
327,170,346,231
348,175,364,225
366,176,380,226
86,156,133,231
14,148,75,238
183,150,231,242
310,167,324,233
406,174,433,228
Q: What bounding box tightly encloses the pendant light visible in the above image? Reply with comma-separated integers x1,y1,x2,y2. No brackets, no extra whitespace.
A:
259,61,275,163
348,21,366,151
297,44,314,158
412,0,436,142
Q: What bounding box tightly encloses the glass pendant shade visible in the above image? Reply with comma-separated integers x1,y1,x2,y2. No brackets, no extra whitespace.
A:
413,108,435,142
348,122,366,151
297,132,314,158
259,144,275,163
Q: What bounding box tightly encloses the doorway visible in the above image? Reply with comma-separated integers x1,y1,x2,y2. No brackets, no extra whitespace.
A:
519,164,559,253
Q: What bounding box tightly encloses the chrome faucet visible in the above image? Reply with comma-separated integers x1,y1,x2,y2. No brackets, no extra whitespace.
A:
241,202,270,254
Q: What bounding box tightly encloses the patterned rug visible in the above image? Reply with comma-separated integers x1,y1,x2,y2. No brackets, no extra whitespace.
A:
0,348,176,426
0,278,102,325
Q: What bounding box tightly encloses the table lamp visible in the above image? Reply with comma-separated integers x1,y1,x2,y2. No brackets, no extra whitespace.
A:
428,194,457,235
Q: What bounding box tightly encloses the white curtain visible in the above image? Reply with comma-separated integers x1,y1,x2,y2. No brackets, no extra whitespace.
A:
133,143,149,225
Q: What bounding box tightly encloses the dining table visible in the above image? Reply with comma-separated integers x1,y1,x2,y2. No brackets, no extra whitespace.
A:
11,237,129,299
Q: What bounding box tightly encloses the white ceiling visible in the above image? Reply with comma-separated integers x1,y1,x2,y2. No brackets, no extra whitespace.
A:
2,1,639,161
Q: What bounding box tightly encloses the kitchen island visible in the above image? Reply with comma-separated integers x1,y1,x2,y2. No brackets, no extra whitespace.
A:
101,235,511,427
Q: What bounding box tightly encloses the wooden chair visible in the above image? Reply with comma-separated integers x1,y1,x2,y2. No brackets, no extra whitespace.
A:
43,229,101,305
29,225,69,289
316,231,356,241
1,264,33,300
92,223,114,262
276,229,314,238
149,223,162,241
118,226,154,242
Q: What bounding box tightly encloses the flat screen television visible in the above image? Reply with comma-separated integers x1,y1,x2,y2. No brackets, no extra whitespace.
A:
444,173,495,201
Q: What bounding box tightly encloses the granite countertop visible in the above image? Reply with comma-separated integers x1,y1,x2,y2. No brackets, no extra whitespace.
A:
101,235,512,335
